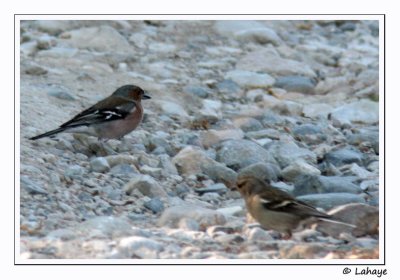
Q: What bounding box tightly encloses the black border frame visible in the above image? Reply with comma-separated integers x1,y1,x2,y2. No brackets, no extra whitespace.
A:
14,14,385,265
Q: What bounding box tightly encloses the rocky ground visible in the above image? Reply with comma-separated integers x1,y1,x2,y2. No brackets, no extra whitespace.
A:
19,20,379,260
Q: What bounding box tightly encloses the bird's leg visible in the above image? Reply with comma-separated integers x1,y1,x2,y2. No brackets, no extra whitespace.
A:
95,138,117,156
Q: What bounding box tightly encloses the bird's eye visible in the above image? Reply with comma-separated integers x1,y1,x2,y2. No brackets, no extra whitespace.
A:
237,182,244,189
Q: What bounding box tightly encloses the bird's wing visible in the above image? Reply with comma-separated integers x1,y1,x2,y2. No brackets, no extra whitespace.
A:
60,99,136,128
259,190,331,219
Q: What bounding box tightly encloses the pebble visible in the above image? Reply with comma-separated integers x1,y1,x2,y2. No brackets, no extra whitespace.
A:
324,147,364,167
64,165,85,179
274,76,316,94
234,27,282,45
20,176,48,195
115,236,163,258
225,70,275,89
144,198,165,214
90,157,110,173
195,183,228,195
281,161,321,181
238,162,280,183
268,141,317,168
330,100,379,126
124,175,167,198
217,139,277,170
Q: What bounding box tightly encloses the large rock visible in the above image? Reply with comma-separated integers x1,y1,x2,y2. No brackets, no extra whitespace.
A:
124,174,167,198
225,70,275,89
217,139,277,170
172,146,237,187
235,28,282,46
61,25,133,54
238,162,281,183
236,49,316,77
324,147,365,167
330,100,379,126
274,76,316,94
268,141,317,168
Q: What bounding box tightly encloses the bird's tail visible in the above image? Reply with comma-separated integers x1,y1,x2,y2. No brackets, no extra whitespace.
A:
318,217,356,228
29,127,65,140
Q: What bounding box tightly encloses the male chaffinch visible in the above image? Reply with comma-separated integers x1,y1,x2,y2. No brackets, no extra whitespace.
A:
236,175,354,238
29,84,151,141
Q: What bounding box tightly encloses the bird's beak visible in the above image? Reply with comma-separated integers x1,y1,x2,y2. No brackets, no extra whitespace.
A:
142,91,151,100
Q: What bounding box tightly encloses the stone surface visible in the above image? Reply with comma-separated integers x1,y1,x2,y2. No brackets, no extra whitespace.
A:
225,70,275,89
294,175,362,196
330,100,379,126
124,175,167,198
158,206,227,231
217,139,277,170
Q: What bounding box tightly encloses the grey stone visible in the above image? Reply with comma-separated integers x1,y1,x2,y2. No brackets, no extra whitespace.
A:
225,70,275,89
324,147,364,166
124,175,167,198
158,205,226,231
215,79,241,94
144,198,165,214
195,183,228,195
172,146,216,176
109,164,138,176
330,100,379,126
217,139,277,170
274,76,316,94
296,193,365,210
302,103,334,119
281,161,321,181
61,25,133,54
158,154,178,175
35,20,75,35
233,117,263,132
116,236,163,258
216,206,244,217
238,162,281,183
183,85,211,98
268,141,317,168
245,227,275,242
235,27,282,46
237,49,316,77
90,157,110,173
214,20,265,36
246,128,281,140
20,176,48,195
200,161,238,189
64,165,85,179
200,129,244,148
24,65,48,75
75,216,134,238
294,175,361,195
47,89,76,101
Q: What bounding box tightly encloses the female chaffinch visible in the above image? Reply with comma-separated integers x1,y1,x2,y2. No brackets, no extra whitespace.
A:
29,84,151,140
236,175,355,238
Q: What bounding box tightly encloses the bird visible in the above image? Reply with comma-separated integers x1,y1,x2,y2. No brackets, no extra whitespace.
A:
236,175,355,238
29,84,151,141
